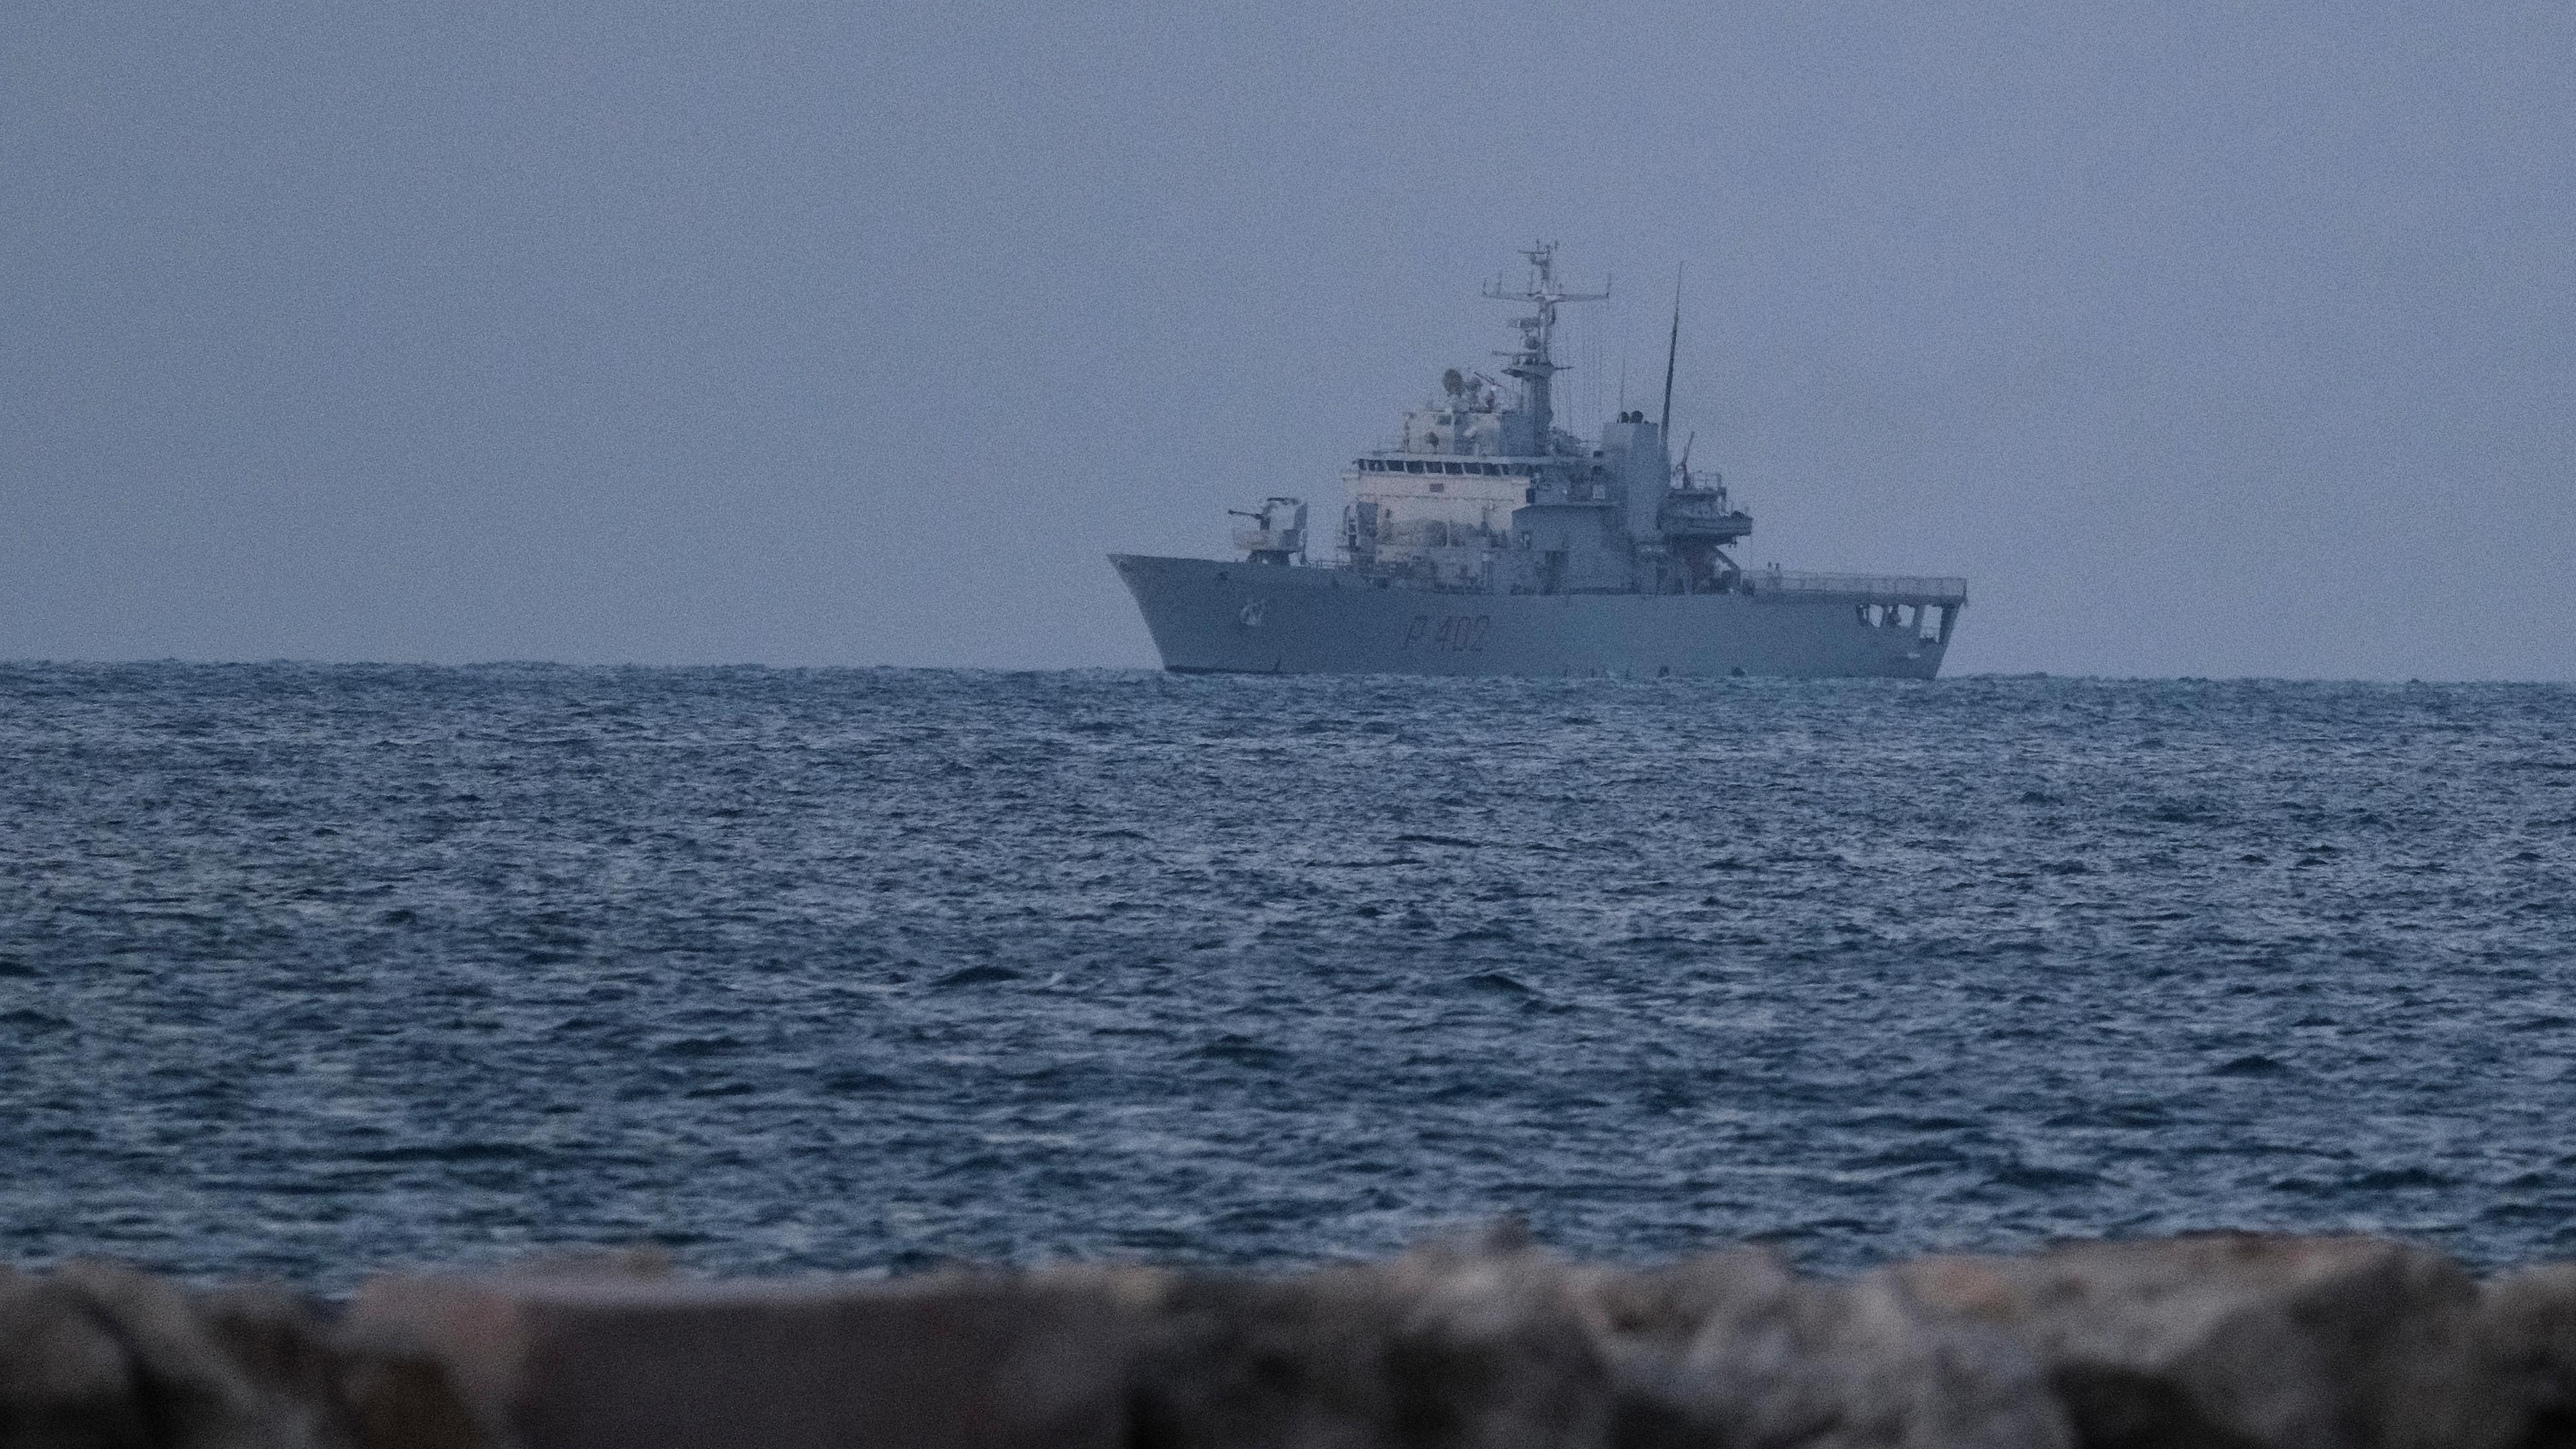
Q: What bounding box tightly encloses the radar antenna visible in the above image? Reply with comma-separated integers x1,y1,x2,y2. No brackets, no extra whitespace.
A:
1481,242,1607,443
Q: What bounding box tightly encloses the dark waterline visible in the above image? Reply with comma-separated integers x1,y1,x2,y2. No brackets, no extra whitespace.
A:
3,663,2572,1291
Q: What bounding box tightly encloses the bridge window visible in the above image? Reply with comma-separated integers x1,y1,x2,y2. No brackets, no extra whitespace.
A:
1405,461,1425,474
1444,462,1464,474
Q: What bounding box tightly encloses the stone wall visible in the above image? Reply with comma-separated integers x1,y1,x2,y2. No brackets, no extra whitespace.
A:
8,1232,2576,1448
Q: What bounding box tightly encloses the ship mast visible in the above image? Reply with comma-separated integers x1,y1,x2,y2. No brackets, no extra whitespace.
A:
1483,243,1607,446
1659,264,1681,430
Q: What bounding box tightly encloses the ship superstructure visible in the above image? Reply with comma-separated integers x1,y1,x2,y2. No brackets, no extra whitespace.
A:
1112,246,1966,679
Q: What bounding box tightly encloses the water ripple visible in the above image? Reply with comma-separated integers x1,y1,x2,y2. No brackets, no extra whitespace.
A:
1,664,2573,1289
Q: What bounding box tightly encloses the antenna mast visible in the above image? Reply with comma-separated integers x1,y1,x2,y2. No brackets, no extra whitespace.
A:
1483,242,1608,443
1659,263,1682,430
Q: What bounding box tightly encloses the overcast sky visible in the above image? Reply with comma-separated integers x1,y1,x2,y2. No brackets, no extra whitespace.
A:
5,0,2570,678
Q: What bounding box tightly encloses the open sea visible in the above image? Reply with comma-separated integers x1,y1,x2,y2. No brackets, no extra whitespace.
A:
3,663,2573,1291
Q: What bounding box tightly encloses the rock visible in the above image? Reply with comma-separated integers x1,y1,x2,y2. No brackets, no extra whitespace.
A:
1885,1232,2521,1449
1132,1234,2069,1449
196,1283,373,1449
1129,1233,1614,1449
0,1262,484,1449
21,1235,2576,1449
347,1265,1136,1449
37,1261,280,1449
0,1261,354,1449
1581,1248,2075,1449
482,1246,677,1283
328,1319,491,1449
0,1262,154,1449
2473,1262,2576,1449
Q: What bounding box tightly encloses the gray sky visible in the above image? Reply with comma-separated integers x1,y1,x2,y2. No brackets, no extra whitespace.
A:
6,1,2571,678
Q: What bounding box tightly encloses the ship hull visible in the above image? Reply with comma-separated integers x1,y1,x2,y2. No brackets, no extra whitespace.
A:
1111,555,1956,680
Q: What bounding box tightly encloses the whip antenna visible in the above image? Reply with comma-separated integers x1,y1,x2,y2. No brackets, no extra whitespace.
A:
1659,263,1682,430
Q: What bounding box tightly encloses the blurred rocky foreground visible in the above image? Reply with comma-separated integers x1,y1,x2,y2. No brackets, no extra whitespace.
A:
9,1232,2576,1449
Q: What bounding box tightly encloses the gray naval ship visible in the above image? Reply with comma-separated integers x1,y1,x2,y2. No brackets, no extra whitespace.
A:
1111,246,1966,678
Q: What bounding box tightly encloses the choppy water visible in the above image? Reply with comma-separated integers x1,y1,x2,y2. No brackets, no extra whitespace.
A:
3,663,2574,1290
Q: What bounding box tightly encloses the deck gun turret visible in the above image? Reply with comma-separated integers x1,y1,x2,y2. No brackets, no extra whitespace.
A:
1229,497,1308,566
